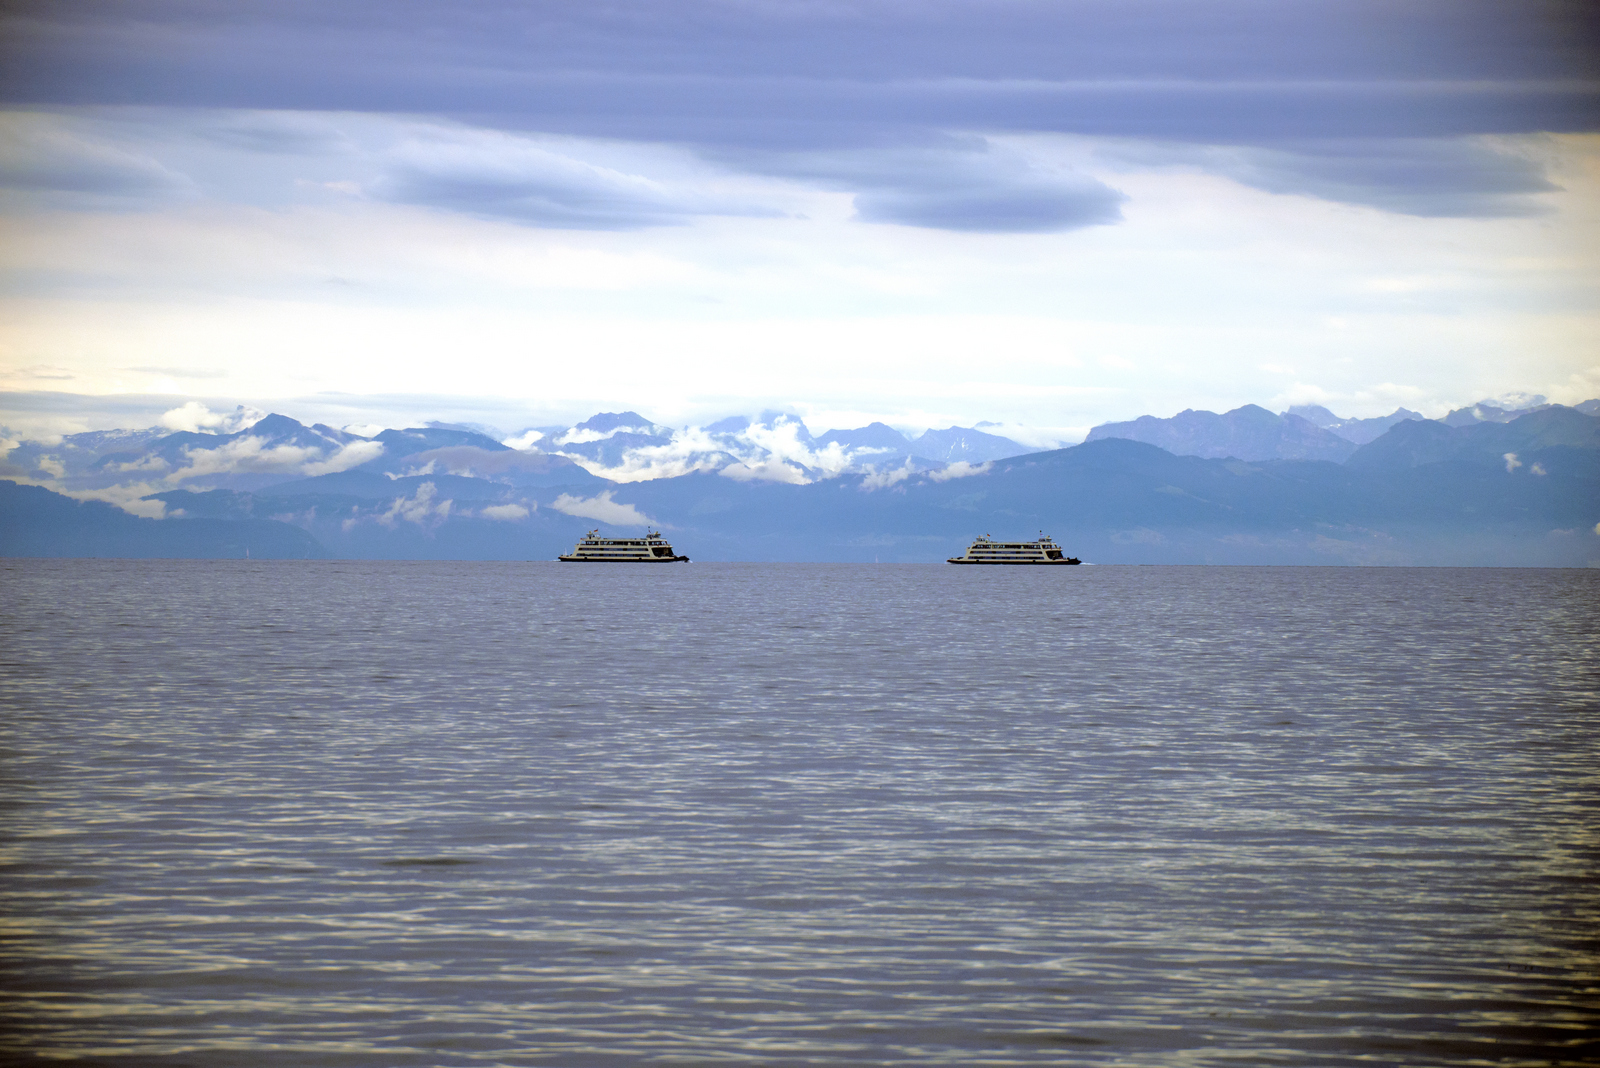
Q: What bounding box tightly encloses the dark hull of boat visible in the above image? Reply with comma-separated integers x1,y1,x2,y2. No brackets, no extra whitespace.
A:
947,558,1080,565
558,556,690,562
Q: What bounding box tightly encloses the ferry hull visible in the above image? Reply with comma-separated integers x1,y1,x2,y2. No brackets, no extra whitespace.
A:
947,558,1079,565
558,555,689,562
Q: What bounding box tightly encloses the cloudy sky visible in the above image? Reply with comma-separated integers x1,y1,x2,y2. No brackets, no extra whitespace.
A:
1,0,1597,441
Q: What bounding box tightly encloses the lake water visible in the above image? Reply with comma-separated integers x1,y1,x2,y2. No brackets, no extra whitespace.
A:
1,560,1596,1066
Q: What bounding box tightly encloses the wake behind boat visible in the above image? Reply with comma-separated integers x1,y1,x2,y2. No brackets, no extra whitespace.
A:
948,534,1080,565
559,529,689,562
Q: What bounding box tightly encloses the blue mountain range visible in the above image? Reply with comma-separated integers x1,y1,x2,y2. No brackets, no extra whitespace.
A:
3,401,1596,564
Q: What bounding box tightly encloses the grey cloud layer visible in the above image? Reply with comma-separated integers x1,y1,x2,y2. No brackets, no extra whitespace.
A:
0,109,1129,233
0,111,783,230
1,0,1594,224
5,1,1592,134
376,133,778,229
730,142,1127,232
0,116,193,206
1102,136,1563,217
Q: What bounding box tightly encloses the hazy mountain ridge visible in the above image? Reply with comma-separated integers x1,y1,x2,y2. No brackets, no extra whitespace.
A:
1438,395,1600,427
0,415,607,509
11,394,1590,502
1345,406,1600,471
1087,396,1600,461
0,481,323,559
3,413,388,497
5,406,1597,565
910,426,1034,463
1085,405,1359,462
1286,405,1426,445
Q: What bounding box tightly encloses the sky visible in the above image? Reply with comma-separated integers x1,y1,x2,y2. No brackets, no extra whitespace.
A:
1,0,1598,443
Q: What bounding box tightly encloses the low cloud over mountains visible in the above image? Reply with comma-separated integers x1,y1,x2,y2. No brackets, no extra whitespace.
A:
499,410,1036,484
3,395,1598,565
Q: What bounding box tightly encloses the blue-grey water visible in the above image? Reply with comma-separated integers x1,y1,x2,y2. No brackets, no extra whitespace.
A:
1,560,1596,1066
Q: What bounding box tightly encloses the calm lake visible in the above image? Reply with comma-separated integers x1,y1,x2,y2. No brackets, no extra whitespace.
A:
2,560,1596,1066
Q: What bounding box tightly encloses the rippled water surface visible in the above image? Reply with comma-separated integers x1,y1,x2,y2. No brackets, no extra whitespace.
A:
2,560,1597,1066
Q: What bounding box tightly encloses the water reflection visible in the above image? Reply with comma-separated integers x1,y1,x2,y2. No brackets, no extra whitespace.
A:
1,561,1596,1065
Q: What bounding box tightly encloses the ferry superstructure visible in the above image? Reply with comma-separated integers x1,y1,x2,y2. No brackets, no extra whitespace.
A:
947,534,1080,565
559,529,689,562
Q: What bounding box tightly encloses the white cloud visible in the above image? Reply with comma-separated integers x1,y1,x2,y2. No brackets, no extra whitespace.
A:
1531,462,1547,476
75,429,384,494
859,460,915,491
378,128,778,230
479,502,531,520
740,417,848,475
160,402,266,434
60,483,169,518
555,421,667,445
173,436,323,479
1503,452,1522,473
377,481,451,526
553,418,901,484
926,460,993,482
2,104,1595,439
0,114,195,205
115,496,167,519
556,427,617,445
564,428,730,482
502,429,544,450
720,457,809,484
105,453,168,474
549,489,654,526
6,419,398,514
300,439,385,476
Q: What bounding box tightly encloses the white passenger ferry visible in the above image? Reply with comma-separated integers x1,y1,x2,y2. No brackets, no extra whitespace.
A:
947,534,1080,565
559,529,689,562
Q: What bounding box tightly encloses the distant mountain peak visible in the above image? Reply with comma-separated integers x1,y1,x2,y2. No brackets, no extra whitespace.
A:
817,422,910,453
1284,405,1425,444
1086,405,1357,462
1442,398,1555,427
1286,404,1340,428
374,426,510,458
1347,404,1600,470
911,426,1033,464
573,411,660,434
247,413,307,435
